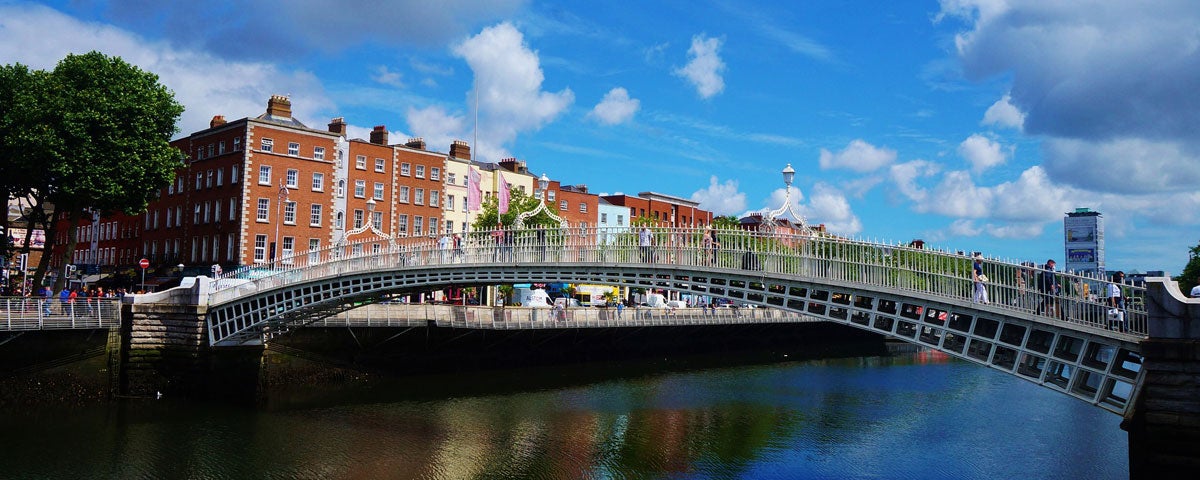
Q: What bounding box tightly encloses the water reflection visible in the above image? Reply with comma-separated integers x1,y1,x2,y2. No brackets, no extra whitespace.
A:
0,350,1126,479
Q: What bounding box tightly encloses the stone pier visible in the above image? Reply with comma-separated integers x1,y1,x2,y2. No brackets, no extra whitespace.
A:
121,282,262,401
1124,277,1200,478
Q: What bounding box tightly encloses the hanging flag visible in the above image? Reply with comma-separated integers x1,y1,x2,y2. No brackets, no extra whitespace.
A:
498,174,510,214
467,167,482,212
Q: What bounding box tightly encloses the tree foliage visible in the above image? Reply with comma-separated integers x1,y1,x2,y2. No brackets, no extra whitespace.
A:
0,52,184,291
1179,240,1200,294
470,188,563,231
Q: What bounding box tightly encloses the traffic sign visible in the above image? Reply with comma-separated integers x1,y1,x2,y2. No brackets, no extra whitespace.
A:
139,258,150,269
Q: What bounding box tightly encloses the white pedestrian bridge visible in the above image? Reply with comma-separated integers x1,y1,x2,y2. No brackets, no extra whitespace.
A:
185,226,1152,416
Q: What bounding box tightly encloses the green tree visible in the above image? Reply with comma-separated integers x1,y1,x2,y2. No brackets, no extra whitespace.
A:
0,64,57,278
1179,240,1200,295
470,188,561,231
30,52,184,290
712,215,740,229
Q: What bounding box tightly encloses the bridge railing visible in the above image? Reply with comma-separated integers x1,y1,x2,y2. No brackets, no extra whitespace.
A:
210,225,1147,336
310,303,816,329
0,297,122,331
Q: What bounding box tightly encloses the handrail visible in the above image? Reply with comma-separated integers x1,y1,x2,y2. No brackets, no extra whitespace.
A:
0,297,122,331
208,225,1148,337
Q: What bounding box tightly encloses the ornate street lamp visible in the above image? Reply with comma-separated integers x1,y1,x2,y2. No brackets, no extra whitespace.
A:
516,172,566,229
342,196,394,247
764,164,807,233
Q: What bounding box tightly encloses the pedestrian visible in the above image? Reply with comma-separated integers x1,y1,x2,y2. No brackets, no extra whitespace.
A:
42,285,53,315
1190,283,1200,298
639,226,652,262
492,222,505,261
972,253,989,304
1037,259,1061,318
702,226,719,265
616,301,624,319
1108,271,1126,331
437,234,450,262
452,234,464,262
58,286,70,314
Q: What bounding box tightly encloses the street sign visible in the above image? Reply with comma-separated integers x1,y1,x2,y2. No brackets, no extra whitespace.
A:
139,258,150,269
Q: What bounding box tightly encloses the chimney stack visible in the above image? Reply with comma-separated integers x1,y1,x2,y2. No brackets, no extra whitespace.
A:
499,158,527,173
405,137,426,150
369,125,388,145
328,117,347,136
266,94,292,118
449,140,471,160
210,115,227,128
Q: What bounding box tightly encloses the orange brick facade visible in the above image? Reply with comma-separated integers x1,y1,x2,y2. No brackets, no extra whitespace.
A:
52,95,713,278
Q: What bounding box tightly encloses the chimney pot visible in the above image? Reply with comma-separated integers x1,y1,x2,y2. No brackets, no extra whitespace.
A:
210,115,227,128
405,137,426,150
449,140,471,160
369,125,388,145
328,117,347,136
266,94,292,118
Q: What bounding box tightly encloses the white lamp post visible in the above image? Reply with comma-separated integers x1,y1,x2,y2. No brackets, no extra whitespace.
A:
516,172,565,229
765,163,806,232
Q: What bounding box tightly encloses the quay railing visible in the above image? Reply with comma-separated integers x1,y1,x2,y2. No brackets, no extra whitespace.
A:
0,297,122,331
211,225,1148,337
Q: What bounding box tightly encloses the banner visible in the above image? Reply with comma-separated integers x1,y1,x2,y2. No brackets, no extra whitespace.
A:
467,167,482,212
498,174,510,214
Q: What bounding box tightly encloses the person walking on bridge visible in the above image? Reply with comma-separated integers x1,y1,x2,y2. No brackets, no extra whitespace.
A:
1037,259,1061,318
703,226,719,265
1108,271,1126,332
639,226,653,262
972,253,989,304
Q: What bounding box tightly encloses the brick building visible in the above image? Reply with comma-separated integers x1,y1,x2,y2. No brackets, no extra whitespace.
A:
49,95,714,287
600,192,712,227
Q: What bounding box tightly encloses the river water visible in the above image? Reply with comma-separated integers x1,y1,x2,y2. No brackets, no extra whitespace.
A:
0,347,1127,479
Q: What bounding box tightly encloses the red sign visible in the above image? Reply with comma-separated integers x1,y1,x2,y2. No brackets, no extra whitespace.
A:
139,258,150,269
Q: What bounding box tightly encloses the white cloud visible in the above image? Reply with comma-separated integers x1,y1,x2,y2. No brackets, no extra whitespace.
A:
939,0,1200,193
889,159,941,204
371,65,404,88
675,34,725,99
588,87,640,125
982,94,1024,130
958,134,1007,173
800,183,862,236
405,105,467,156
819,139,898,172
691,176,747,215
1043,137,1200,194
0,3,334,136
426,22,573,162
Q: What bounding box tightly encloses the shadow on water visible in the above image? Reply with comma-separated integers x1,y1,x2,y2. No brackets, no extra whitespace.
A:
260,322,892,411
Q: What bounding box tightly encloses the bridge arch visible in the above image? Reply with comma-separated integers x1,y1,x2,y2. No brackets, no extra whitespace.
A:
207,255,1143,416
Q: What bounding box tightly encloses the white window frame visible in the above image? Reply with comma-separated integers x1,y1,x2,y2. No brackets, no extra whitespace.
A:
257,198,269,222
254,234,267,262
284,201,296,225
310,204,322,227
258,165,271,185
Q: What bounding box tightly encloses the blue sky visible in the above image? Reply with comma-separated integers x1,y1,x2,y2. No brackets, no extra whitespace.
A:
2,0,1198,274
